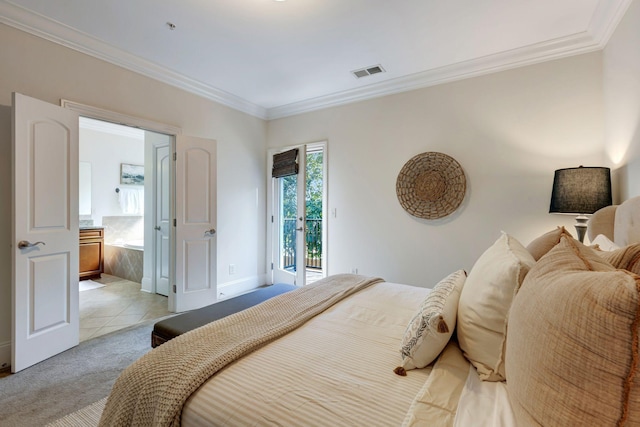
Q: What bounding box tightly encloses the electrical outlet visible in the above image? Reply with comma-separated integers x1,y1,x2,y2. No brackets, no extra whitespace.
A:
229,264,236,275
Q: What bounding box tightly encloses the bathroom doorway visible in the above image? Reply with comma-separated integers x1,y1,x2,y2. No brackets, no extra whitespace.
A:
78,117,172,341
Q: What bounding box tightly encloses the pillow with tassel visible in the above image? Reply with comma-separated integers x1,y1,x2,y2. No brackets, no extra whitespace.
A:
395,270,466,375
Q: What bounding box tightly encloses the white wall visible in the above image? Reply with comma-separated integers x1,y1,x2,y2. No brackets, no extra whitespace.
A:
0,23,268,368
604,0,640,201
268,52,606,288
79,127,145,224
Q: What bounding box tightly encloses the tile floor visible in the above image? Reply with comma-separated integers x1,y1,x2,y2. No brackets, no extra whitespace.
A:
80,274,172,342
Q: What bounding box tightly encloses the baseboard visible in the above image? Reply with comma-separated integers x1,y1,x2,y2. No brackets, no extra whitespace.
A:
217,274,268,300
140,276,153,293
0,340,11,371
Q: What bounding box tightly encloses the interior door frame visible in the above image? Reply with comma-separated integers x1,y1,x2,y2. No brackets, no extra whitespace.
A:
266,141,328,285
61,100,182,310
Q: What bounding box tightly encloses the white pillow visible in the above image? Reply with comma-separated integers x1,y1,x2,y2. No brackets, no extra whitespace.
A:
457,232,535,381
591,233,620,251
396,270,466,373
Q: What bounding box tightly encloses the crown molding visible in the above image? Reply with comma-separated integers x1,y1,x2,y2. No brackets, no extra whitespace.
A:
587,0,633,47
1,0,631,121
267,32,599,119
268,0,632,120
0,0,268,119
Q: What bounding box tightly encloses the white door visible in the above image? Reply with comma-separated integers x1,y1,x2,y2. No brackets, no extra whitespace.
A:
154,143,170,296
172,135,217,312
271,146,307,286
12,92,79,373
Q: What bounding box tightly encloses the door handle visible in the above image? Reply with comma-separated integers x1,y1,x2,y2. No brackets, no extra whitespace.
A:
296,227,304,232
154,226,161,231
203,228,216,237
18,240,45,249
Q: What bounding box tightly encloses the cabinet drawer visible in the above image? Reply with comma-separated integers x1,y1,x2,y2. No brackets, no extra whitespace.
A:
80,229,104,240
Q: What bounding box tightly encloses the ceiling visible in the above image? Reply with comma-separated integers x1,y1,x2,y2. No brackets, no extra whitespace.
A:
0,0,631,119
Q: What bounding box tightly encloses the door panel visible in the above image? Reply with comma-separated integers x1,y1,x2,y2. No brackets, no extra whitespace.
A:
272,146,307,286
173,135,217,312
155,144,170,296
12,92,79,373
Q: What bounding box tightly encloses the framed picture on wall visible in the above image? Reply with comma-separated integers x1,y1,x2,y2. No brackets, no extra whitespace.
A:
120,163,144,185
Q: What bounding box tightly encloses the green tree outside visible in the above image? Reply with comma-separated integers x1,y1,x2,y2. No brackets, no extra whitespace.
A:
280,151,323,266
281,151,323,220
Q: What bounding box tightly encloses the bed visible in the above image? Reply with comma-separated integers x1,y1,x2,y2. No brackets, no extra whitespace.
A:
98,196,640,427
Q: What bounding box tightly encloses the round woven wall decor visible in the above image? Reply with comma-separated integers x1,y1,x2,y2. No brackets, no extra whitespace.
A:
396,152,466,219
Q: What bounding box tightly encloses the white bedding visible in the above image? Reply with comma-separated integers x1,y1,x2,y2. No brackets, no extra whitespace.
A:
181,282,432,426
454,365,517,427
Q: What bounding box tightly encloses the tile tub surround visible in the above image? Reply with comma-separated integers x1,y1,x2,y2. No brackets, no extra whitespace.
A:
102,215,143,244
104,244,143,283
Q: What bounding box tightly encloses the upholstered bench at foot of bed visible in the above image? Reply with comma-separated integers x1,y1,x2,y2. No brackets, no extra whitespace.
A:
151,283,297,348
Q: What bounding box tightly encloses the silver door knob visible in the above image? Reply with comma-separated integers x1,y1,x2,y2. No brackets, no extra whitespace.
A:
203,228,216,237
18,240,45,249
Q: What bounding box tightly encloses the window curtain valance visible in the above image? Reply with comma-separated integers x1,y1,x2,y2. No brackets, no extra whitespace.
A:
272,149,299,178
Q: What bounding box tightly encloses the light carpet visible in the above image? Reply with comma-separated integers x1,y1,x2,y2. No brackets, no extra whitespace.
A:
79,280,105,292
0,318,171,426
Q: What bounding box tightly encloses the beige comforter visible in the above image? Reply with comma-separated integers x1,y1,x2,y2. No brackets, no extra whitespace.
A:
181,281,434,426
99,274,382,427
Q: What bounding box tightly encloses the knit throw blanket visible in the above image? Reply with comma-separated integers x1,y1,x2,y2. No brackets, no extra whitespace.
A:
99,274,383,427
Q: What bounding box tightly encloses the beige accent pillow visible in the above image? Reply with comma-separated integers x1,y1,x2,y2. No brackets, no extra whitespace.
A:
525,226,572,261
506,236,640,426
457,232,535,381
397,270,466,372
597,242,640,275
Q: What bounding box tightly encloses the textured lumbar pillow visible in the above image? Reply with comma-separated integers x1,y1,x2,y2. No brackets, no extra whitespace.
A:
395,269,466,375
506,236,640,426
457,232,535,381
596,242,640,275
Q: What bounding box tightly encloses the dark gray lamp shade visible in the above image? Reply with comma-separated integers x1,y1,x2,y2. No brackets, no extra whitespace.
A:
549,166,612,214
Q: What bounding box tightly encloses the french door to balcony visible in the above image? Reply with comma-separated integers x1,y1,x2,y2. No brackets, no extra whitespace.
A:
269,143,326,287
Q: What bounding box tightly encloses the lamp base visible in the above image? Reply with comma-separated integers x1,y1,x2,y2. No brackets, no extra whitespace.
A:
574,215,588,243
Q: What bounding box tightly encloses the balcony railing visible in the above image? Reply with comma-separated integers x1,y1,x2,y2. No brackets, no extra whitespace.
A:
282,218,322,270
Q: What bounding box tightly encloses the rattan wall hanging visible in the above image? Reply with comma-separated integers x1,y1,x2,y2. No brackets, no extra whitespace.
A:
396,152,466,219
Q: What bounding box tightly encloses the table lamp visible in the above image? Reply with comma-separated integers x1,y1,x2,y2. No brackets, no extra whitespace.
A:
549,166,612,243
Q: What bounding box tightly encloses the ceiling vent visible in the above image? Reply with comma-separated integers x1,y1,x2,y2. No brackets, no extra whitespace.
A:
352,65,385,79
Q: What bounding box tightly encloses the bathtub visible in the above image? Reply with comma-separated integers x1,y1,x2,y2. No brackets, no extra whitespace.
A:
123,239,145,250
104,240,144,283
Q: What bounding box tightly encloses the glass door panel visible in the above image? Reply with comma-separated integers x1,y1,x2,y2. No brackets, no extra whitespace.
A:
273,147,306,286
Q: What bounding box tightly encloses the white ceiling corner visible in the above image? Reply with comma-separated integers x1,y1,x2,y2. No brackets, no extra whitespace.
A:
0,0,268,119
0,0,632,121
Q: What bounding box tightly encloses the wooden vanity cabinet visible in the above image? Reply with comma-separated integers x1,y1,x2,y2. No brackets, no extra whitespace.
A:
79,227,104,280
